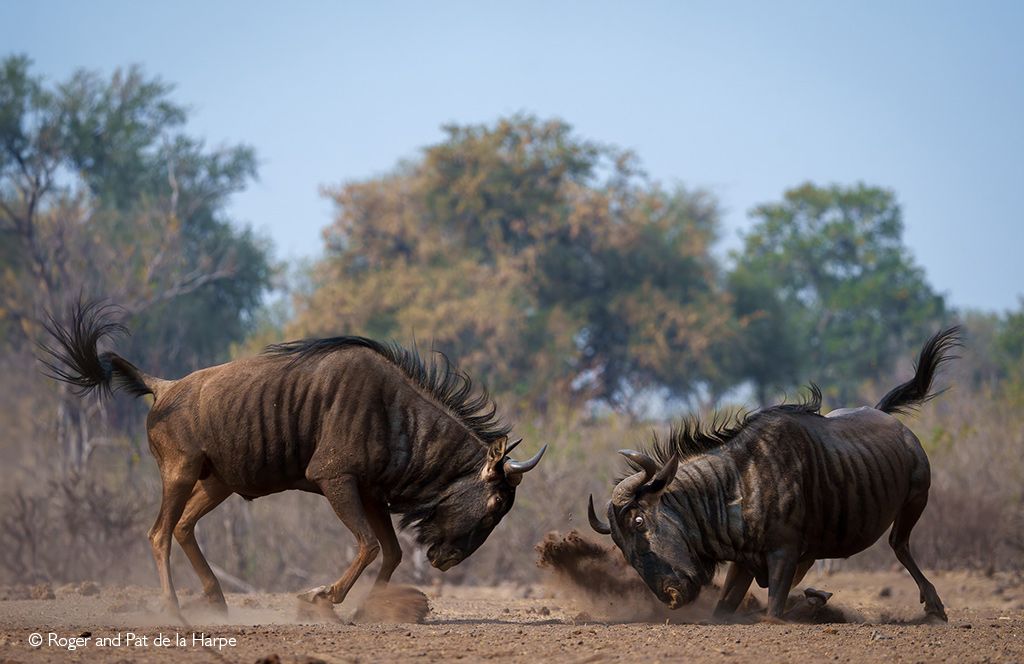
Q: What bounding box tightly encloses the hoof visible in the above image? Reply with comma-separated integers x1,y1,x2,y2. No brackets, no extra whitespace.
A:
296,586,330,604
295,591,341,623
181,595,228,615
162,603,188,626
804,587,833,608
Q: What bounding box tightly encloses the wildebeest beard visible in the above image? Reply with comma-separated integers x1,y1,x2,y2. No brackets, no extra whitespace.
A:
398,502,440,544
668,551,718,605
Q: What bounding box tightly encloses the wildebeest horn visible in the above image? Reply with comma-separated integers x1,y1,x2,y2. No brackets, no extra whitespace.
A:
504,438,523,455
612,449,656,506
619,449,659,476
587,495,611,535
504,443,547,486
612,468,648,505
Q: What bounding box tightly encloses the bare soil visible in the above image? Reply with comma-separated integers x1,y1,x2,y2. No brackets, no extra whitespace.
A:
1,563,1022,663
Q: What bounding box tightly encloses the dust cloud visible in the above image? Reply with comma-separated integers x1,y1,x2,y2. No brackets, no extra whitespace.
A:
535,529,719,623
535,530,863,624
350,585,430,624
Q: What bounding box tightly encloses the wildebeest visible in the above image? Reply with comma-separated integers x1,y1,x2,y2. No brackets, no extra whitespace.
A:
39,301,545,617
588,327,959,621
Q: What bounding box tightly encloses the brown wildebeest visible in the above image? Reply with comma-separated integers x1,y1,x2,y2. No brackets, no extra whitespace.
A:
588,327,959,622
40,301,545,618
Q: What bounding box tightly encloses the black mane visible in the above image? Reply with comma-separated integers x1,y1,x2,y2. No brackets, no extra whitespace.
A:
637,385,823,470
264,336,512,444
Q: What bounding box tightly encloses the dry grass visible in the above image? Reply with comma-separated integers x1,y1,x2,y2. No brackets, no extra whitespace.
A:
1,374,1021,593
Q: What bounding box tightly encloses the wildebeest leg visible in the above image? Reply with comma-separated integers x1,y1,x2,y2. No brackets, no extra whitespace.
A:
306,474,380,604
889,491,948,621
148,455,206,618
714,563,754,617
790,559,814,590
361,493,402,588
173,479,233,610
765,550,800,620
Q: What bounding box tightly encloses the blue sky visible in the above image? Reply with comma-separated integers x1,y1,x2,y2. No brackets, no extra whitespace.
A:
4,1,1022,312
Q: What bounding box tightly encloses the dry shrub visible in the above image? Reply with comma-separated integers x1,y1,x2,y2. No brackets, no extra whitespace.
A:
904,387,1024,570
0,473,152,585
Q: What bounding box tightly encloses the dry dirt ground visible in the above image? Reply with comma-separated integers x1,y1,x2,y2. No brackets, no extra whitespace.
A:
1,570,1022,664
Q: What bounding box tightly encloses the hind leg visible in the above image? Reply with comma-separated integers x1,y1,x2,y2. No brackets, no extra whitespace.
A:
173,479,233,611
790,559,814,590
149,455,206,619
889,491,947,621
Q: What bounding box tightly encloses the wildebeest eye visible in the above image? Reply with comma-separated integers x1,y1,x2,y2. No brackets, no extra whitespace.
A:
633,515,644,527
488,494,504,512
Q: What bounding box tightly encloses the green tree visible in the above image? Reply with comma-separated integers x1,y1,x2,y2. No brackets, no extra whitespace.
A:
0,55,273,468
981,300,1024,394
293,115,734,413
732,182,947,404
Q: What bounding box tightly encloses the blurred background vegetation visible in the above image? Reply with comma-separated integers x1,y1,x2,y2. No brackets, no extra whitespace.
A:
2,57,1021,592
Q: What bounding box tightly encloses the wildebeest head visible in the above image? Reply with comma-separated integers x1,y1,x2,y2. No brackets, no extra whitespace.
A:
588,450,714,609
415,436,546,571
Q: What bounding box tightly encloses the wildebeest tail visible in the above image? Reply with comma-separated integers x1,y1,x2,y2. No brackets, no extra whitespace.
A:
874,326,962,416
38,300,170,400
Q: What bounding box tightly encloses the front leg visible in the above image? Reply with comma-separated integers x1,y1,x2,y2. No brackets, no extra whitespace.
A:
714,562,754,618
302,472,380,605
765,550,800,620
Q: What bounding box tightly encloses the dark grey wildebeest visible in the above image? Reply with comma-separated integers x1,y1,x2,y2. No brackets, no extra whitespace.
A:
40,301,545,617
588,327,959,621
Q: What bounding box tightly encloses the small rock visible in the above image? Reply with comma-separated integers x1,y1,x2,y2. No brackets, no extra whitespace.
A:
79,581,100,596
31,583,55,600
108,596,145,613
878,586,892,598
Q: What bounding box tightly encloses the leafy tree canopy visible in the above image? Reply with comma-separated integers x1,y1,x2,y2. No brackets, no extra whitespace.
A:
731,182,947,404
293,115,733,413
0,54,272,379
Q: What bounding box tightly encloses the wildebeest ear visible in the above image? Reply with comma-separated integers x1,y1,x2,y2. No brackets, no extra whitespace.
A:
482,436,509,481
641,454,679,504
486,436,509,468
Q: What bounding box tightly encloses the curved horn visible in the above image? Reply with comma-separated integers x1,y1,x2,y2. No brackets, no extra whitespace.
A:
611,449,656,506
612,469,648,505
504,443,547,486
619,449,658,476
504,438,523,455
587,495,611,535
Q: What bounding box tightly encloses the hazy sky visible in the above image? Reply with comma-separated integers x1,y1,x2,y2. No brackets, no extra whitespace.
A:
4,1,1022,312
